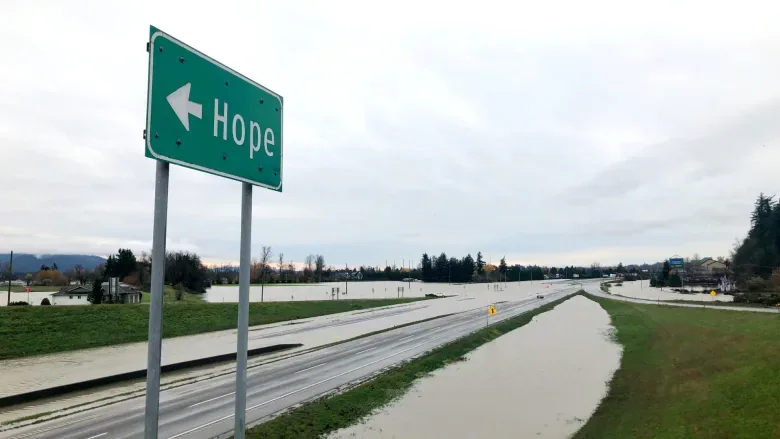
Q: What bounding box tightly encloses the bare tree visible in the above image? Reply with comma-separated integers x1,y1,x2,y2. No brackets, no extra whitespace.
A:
73,264,86,285
304,254,315,282
278,252,285,283
260,246,273,302
286,262,296,282
692,252,701,262
305,255,315,272
315,255,325,282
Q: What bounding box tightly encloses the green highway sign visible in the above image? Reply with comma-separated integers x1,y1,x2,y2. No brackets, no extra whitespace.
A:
145,26,283,191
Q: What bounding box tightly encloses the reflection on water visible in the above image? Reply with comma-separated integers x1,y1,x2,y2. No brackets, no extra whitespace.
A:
329,295,622,439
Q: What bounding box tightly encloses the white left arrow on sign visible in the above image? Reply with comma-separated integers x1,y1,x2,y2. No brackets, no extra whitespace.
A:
167,83,202,131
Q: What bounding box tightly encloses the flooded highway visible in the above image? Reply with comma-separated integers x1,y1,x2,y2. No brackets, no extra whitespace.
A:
0,280,569,402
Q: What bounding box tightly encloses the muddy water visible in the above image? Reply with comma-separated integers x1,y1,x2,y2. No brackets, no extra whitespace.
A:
329,295,622,439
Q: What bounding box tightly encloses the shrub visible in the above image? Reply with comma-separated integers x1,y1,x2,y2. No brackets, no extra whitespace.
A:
40,298,51,305
9,301,30,306
747,276,768,293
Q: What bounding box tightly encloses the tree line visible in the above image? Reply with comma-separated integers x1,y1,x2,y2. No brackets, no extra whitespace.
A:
419,251,602,283
730,193,780,296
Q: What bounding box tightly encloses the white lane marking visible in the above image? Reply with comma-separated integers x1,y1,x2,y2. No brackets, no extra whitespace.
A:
294,362,327,375
168,330,455,439
398,335,414,342
86,433,108,439
167,413,232,439
6,415,100,439
187,391,235,408
354,346,377,355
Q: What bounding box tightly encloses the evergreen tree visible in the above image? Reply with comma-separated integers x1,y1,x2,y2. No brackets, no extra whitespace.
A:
476,252,485,275
88,277,103,304
420,253,433,282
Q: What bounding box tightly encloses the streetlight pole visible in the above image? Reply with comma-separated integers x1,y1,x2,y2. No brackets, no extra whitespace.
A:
5,250,12,306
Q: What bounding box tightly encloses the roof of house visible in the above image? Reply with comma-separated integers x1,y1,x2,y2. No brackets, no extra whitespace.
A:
102,282,140,295
51,285,91,296
51,283,140,296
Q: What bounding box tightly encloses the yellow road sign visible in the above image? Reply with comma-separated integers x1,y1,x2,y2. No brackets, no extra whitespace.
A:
488,305,497,315
710,290,717,296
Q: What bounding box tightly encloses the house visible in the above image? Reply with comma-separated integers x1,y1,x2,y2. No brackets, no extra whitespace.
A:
50,285,91,305
50,278,141,306
691,258,728,276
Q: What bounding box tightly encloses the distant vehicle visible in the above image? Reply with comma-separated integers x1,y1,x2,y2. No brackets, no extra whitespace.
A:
536,294,544,299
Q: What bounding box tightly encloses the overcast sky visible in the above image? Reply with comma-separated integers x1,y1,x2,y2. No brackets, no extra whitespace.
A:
2,0,780,267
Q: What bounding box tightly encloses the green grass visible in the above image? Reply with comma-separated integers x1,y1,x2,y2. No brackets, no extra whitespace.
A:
574,294,780,439
241,294,576,439
0,297,430,360
140,285,204,303
659,299,778,309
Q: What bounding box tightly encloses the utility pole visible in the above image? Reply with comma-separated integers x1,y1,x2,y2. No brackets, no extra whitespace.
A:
408,260,411,290
344,263,348,298
6,251,12,306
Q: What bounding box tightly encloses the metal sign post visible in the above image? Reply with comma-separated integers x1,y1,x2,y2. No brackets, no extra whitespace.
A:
143,160,169,439
234,183,252,438
143,25,283,438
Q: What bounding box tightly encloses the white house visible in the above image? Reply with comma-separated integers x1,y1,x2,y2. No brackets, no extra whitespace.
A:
50,278,141,305
50,285,91,305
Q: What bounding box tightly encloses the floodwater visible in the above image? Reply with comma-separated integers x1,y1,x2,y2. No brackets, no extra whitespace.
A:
203,280,535,303
329,295,622,439
0,290,53,306
609,280,733,302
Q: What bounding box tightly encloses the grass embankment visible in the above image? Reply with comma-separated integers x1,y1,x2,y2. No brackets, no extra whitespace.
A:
574,294,780,439
140,285,204,303
241,293,576,439
0,298,429,361
659,299,778,309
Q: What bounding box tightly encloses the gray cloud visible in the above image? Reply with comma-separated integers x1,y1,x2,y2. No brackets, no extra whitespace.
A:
2,0,780,267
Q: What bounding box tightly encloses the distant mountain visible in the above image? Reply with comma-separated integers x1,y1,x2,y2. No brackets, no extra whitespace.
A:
0,254,107,274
